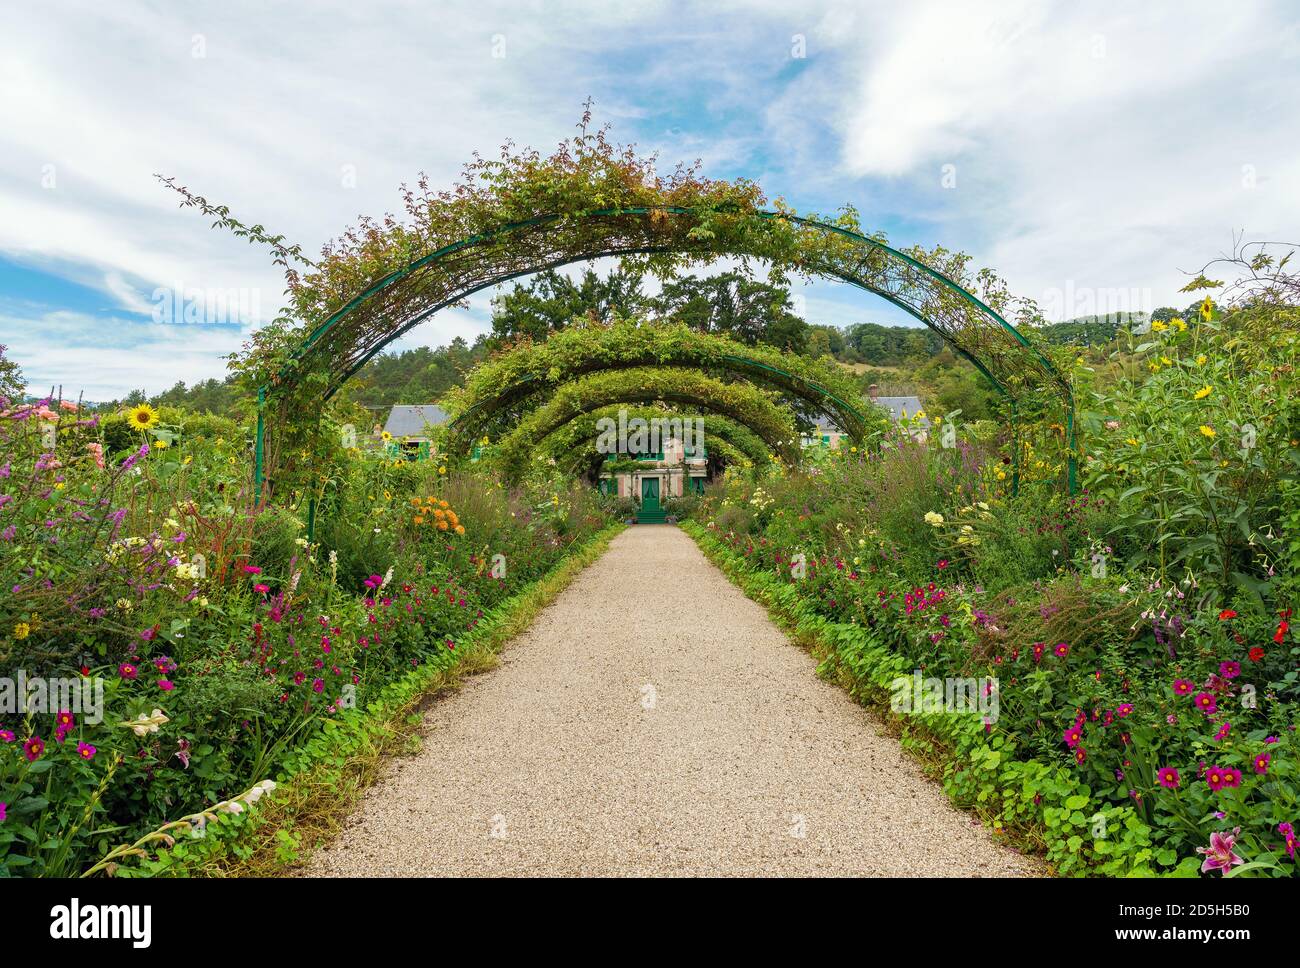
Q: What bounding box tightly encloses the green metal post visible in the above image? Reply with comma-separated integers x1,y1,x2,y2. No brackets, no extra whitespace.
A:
254,386,266,503
1066,405,1079,496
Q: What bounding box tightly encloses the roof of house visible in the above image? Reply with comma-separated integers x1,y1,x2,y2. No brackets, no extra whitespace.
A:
873,395,930,427
383,405,449,438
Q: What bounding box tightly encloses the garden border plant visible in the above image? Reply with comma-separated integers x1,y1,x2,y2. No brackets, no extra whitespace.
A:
84,522,626,877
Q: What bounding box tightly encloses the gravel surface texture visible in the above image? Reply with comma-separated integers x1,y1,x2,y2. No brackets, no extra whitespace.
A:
306,525,1043,877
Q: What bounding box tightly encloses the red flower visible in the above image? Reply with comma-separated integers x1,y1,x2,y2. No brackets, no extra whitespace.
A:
1248,646,1266,662
1275,620,1290,644
1218,609,1237,620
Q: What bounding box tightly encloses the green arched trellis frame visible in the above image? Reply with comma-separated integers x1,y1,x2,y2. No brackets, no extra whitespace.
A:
254,206,1077,497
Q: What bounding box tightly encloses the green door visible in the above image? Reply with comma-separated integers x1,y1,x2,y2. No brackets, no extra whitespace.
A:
640,477,660,510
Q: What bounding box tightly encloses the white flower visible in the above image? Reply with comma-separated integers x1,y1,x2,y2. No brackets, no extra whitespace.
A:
924,512,944,527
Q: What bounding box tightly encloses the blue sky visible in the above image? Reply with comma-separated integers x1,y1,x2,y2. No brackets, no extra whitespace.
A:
2,1,1298,399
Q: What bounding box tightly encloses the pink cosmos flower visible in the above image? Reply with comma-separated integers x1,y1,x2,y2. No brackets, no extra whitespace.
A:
1062,726,1083,749
118,662,138,679
0,729,13,742
1254,752,1270,774
254,583,270,594
1157,767,1181,788
1205,767,1227,791
1053,642,1070,659
55,709,74,729
1074,747,1087,765
312,678,324,693
1115,703,1133,719
1215,722,1231,741
157,679,175,691
76,742,95,761
1193,692,1218,715
1173,679,1194,695
1279,822,1296,860
1197,828,1245,875
23,736,44,762
1218,661,1241,679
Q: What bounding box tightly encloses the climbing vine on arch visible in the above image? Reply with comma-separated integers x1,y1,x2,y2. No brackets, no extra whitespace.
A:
493,367,801,481
161,108,1075,500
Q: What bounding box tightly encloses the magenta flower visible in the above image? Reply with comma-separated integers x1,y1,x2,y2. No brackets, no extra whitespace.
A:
1193,692,1218,715
1157,767,1181,788
1062,725,1083,749
118,662,138,680
157,679,175,691
1205,767,1227,791
55,709,74,729
312,678,324,693
76,741,95,761
243,565,261,574
1197,828,1245,875
254,583,270,594
1218,661,1241,679
0,729,13,742
0,801,6,822
1254,752,1271,774
1053,642,1070,659
23,736,44,761
1279,822,1296,860
1214,721,1231,741
1115,703,1134,719
1173,679,1194,696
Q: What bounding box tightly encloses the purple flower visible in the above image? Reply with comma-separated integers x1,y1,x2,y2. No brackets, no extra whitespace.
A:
1197,828,1245,875
1218,661,1241,679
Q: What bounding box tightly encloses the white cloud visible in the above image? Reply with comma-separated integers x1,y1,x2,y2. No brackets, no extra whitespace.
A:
827,1,1300,315
3,0,1298,402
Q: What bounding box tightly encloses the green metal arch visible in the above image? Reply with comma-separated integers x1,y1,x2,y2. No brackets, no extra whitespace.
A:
541,404,772,470
257,205,1077,494
493,367,801,479
446,342,871,450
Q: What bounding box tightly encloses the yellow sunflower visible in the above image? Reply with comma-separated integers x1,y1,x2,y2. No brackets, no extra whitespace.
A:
126,403,160,431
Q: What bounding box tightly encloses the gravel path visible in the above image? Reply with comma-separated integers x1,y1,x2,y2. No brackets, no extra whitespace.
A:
306,526,1042,877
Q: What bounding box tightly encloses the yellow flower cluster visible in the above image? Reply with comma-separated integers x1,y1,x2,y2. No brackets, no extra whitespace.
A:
410,496,465,534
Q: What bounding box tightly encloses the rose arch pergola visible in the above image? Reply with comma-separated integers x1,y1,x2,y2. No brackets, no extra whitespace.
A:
241,131,1076,498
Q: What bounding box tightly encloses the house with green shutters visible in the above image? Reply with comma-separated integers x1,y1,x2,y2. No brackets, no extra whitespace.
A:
381,404,448,460
598,435,709,523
